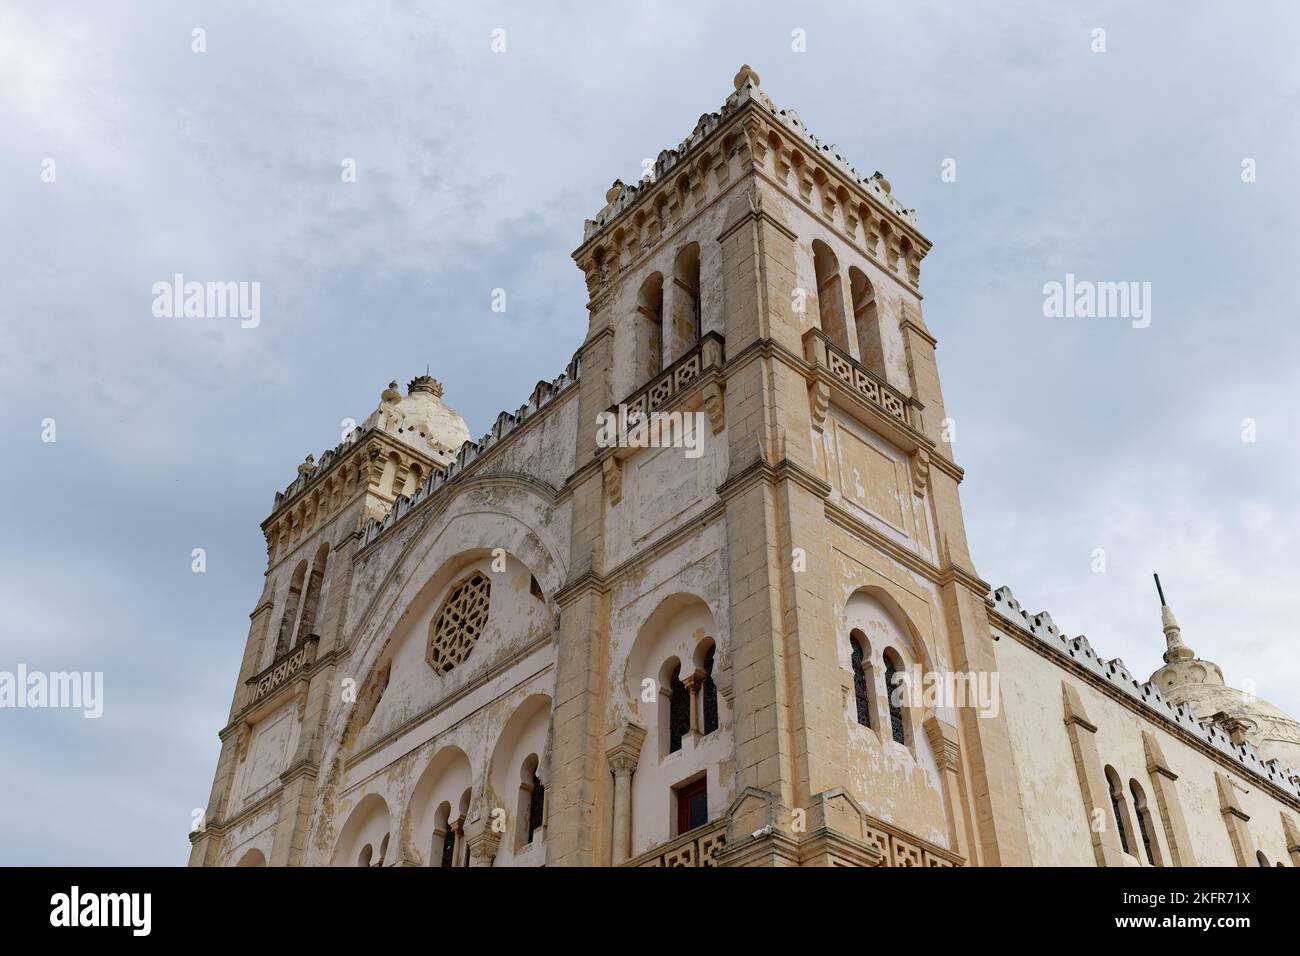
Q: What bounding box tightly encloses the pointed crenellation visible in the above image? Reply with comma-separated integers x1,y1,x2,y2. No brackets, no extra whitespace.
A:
987,585,1300,801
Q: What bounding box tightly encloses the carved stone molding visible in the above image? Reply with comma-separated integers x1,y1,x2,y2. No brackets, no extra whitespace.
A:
603,455,623,506
702,381,725,435
809,380,830,431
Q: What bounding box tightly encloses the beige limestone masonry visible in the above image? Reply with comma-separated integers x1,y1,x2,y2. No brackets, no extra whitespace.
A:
190,66,1299,869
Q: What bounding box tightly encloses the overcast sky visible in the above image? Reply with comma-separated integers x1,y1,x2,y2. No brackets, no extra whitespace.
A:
3,1,1298,865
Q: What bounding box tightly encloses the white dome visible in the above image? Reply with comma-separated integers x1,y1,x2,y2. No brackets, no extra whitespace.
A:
1149,609,1300,768
363,376,470,464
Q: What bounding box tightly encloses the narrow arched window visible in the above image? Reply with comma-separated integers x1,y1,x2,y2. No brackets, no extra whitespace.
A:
1130,780,1160,866
439,827,456,868
275,560,308,658
295,543,329,648
636,272,665,381
812,239,850,355
850,634,871,728
527,772,545,844
883,654,906,744
1106,768,1132,856
701,647,719,735
669,243,702,365
669,665,690,754
848,266,884,378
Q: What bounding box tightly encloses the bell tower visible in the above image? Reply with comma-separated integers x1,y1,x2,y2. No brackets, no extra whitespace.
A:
552,65,1029,865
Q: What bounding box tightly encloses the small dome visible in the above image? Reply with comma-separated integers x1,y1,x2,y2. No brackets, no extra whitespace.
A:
362,374,471,464
1149,601,1300,767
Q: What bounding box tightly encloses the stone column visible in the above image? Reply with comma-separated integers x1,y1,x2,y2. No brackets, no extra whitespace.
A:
609,755,636,865
605,722,645,866
683,674,702,738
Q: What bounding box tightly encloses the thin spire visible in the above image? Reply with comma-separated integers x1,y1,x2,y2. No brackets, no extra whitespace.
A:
1154,571,1194,664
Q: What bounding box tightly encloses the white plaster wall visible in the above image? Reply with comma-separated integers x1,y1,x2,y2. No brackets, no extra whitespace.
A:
602,523,733,857
357,551,551,753
837,589,948,848
995,629,1300,866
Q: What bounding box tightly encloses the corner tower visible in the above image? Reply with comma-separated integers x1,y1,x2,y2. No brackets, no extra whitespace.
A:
549,66,1029,865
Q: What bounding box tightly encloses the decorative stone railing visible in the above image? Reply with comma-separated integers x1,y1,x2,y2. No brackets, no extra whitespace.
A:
802,328,918,430
989,586,1300,801
627,820,727,867
863,815,960,867
361,352,581,548
608,332,724,423
245,634,319,706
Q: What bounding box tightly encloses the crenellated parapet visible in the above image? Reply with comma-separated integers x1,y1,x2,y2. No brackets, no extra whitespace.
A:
988,585,1300,801
573,65,930,304
360,351,581,548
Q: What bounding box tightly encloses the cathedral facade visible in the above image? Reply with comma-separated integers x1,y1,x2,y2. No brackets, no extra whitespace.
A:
190,66,1300,868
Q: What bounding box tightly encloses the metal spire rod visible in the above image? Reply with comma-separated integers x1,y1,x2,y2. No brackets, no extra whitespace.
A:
1153,572,1167,607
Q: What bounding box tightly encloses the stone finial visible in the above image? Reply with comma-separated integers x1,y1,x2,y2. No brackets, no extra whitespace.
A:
733,64,760,91
871,170,892,195
605,179,625,204
1154,573,1195,664
297,454,315,477
407,374,444,398
381,380,401,404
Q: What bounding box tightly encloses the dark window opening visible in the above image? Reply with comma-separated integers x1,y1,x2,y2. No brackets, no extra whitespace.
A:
701,648,719,735
669,667,690,753
439,828,456,868
850,636,871,728
527,775,545,844
884,657,905,744
675,778,708,835
1110,787,1131,855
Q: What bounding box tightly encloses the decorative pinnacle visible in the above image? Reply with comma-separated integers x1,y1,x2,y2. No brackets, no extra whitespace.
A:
1154,572,1194,664
733,64,760,91
605,179,625,204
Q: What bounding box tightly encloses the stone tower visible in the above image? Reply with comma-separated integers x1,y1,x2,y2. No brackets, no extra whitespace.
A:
549,64,1028,865
192,66,1036,868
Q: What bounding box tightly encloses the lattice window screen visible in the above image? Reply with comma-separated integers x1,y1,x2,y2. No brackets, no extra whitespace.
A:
427,572,491,673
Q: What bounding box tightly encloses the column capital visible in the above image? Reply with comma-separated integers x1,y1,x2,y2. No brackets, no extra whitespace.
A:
605,720,647,773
